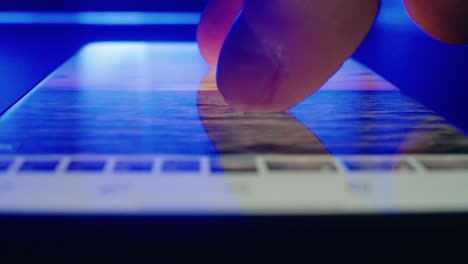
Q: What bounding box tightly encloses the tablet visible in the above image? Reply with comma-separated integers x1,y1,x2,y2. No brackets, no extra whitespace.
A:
0,42,467,215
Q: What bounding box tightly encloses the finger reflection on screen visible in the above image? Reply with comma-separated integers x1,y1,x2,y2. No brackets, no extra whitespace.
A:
398,117,468,155
197,70,330,158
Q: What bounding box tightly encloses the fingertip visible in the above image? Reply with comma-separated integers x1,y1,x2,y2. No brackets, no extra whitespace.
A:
217,0,379,113
216,13,291,113
403,0,468,45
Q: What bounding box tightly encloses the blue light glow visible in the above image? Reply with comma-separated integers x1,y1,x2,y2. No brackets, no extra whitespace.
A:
0,12,200,25
375,4,414,27
0,3,410,27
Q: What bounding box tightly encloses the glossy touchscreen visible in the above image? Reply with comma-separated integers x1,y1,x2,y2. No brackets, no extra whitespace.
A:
0,42,467,215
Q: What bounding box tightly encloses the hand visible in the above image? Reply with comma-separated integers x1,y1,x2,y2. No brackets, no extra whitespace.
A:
197,0,468,113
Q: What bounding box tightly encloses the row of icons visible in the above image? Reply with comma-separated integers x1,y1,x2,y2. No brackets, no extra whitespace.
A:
0,156,468,175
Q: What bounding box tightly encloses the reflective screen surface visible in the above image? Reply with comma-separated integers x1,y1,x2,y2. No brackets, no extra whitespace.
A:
0,42,468,215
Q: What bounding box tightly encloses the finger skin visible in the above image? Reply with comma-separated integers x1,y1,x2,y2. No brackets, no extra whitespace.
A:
197,71,330,155
217,0,380,113
197,0,244,67
403,0,468,45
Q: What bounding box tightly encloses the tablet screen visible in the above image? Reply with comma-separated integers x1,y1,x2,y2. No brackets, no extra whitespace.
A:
0,42,467,215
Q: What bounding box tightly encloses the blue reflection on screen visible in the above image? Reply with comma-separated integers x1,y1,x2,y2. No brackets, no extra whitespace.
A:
292,90,468,156
1,42,468,156
0,42,217,155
